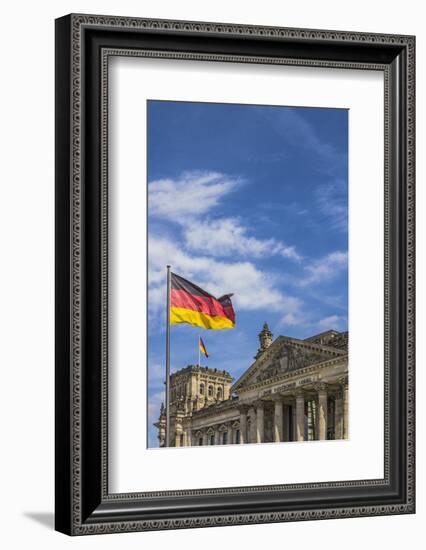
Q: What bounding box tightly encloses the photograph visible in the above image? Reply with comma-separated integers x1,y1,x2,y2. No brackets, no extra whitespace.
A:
147,100,349,448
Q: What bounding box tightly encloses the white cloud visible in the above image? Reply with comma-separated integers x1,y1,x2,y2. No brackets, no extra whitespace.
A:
280,311,309,328
183,217,301,261
148,235,303,320
148,171,240,220
148,171,301,263
316,314,346,331
298,251,348,287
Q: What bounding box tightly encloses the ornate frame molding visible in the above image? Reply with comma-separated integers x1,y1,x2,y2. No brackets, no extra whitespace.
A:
55,14,415,535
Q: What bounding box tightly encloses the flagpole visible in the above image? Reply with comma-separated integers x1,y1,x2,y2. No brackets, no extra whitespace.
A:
198,333,201,368
165,265,171,448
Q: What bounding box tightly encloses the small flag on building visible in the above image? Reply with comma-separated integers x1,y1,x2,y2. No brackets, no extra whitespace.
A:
199,337,209,358
170,272,235,330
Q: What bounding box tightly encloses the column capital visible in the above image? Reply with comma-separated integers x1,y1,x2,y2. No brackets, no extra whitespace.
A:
238,403,251,413
294,389,305,399
271,393,284,402
314,382,328,393
253,399,266,409
338,375,349,388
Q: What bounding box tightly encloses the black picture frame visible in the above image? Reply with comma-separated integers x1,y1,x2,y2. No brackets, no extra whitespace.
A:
55,13,415,535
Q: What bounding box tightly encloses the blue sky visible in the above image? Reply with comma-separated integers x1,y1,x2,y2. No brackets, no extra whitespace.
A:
147,100,348,448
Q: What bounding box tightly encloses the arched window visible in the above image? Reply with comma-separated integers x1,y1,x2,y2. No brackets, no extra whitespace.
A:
199,383,204,395
216,387,222,400
208,385,213,397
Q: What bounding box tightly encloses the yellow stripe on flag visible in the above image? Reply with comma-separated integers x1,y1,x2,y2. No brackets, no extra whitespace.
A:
170,307,234,330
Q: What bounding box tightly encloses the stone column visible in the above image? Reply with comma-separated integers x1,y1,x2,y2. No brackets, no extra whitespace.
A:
175,419,183,447
283,404,290,441
255,401,265,443
291,402,297,441
239,406,249,444
295,391,305,441
316,383,328,441
249,406,257,443
215,426,221,445
272,396,283,442
340,376,349,439
334,392,343,439
228,423,233,445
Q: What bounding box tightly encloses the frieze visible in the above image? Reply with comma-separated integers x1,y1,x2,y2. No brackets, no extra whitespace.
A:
235,335,346,390
261,374,321,397
272,382,296,394
239,355,347,394
297,375,319,387
255,344,337,383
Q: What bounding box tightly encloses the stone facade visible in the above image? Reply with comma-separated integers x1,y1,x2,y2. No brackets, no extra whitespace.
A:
155,324,349,447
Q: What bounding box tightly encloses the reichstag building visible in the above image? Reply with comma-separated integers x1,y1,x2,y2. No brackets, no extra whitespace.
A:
155,324,348,446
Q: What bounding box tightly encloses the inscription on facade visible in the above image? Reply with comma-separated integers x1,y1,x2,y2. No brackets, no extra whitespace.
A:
273,382,296,393
269,375,319,395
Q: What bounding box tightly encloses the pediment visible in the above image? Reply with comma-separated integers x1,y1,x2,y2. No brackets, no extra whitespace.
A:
232,336,346,392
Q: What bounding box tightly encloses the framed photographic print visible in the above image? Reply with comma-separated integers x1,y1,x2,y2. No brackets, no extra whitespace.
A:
55,14,415,535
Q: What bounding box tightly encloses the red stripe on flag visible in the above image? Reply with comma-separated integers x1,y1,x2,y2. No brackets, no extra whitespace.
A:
170,288,231,321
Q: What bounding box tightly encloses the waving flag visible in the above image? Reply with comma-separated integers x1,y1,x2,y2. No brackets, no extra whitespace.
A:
170,272,235,330
199,337,209,357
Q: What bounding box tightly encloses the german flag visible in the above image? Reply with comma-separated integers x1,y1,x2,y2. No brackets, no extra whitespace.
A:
170,272,235,330
199,337,209,357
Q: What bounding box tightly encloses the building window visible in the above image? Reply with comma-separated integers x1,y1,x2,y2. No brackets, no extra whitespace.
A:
208,385,213,397
217,387,222,400
222,432,228,445
199,437,203,446
210,435,215,445
199,383,204,395
235,429,241,444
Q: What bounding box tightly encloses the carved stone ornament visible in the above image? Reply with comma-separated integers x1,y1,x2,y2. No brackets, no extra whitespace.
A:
313,382,328,393
255,344,329,382
338,375,349,388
